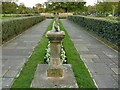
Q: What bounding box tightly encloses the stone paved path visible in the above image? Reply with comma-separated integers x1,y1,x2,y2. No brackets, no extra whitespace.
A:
61,19,119,88
1,19,51,88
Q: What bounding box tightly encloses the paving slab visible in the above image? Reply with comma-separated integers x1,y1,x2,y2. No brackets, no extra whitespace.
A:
61,19,118,88
1,19,52,88
104,59,118,68
92,58,103,63
112,74,118,82
2,78,14,88
81,57,94,63
3,70,19,78
93,74,118,88
2,59,26,70
78,51,90,55
110,58,118,66
2,48,32,56
2,56,28,60
86,63,115,75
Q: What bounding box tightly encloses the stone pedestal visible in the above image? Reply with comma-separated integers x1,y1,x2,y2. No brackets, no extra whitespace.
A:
31,30,78,88
46,31,65,77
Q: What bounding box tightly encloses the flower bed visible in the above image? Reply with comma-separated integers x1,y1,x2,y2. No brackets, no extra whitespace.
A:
68,15,120,46
44,41,67,64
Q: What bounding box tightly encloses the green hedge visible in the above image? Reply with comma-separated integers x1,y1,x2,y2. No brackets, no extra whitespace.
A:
68,15,120,45
2,16,45,43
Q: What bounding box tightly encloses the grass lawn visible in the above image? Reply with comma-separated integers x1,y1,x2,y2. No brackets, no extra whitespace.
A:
11,20,53,88
59,20,97,88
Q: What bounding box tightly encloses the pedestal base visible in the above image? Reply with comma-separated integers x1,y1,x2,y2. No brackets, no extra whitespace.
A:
31,64,78,88
47,68,63,77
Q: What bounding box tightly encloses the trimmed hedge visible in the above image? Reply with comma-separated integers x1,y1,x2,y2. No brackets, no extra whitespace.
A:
68,15,120,46
2,16,45,43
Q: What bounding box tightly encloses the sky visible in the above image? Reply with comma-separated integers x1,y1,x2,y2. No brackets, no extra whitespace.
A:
17,0,97,8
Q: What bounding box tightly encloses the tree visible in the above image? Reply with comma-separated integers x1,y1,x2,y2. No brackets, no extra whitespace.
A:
32,3,46,13
87,5,96,14
45,2,86,13
95,2,118,16
10,2,18,13
118,1,120,16
18,3,27,14
0,2,2,14
2,2,18,15
35,3,42,13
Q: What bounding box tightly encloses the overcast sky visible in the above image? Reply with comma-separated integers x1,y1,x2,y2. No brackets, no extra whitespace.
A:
17,0,97,7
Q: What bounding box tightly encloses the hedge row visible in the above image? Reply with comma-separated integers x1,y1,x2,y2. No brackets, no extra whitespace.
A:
68,15,120,45
2,16,45,43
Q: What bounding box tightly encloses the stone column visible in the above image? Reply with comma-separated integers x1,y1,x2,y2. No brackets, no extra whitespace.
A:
46,31,65,77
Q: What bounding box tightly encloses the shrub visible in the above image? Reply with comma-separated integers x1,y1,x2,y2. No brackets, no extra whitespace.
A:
68,15,120,45
2,16,45,43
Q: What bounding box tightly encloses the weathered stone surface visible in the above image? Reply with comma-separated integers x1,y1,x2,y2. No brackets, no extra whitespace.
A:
2,78,14,88
2,48,32,56
2,59,26,72
81,54,99,59
3,70,19,78
47,68,63,77
31,64,78,88
85,63,115,75
46,31,65,77
111,58,118,65
46,31,65,42
93,75,118,88
81,57,94,63
112,75,118,82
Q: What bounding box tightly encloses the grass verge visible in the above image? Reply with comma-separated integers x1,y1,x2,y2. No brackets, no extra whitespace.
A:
59,20,97,88
11,20,53,88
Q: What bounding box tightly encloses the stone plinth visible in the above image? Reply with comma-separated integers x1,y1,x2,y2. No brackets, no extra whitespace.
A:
46,31,65,77
31,64,78,88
